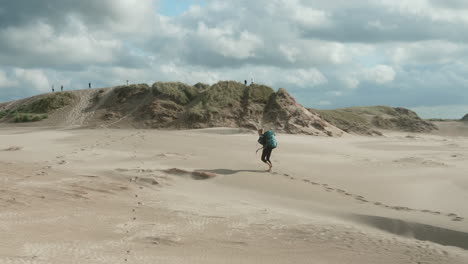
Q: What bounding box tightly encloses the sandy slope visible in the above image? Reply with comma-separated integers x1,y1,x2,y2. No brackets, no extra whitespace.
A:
1,127,467,264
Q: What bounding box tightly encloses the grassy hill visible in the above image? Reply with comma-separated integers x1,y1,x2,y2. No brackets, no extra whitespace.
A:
0,82,438,136
0,82,342,136
314,106,437,134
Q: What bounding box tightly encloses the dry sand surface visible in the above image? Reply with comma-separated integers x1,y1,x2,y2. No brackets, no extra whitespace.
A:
1,126,468,264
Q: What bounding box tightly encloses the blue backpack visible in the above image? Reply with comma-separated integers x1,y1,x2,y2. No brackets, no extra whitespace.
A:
258,130,277,148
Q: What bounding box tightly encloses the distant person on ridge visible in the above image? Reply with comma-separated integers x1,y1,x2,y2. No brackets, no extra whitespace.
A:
61,85,63,91
244,80,247,85
89,82,91,89
256,128,277,172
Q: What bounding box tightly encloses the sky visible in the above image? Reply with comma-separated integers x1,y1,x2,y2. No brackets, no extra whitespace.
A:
1,0,468,119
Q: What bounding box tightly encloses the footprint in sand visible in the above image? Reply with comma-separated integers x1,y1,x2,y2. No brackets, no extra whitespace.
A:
390,206,412,211
355,197,369,203
286,173,466,223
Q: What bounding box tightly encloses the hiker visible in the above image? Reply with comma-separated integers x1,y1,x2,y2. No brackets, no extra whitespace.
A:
256,128,277,172
61,85,63,91
244,80,247,85
52,85,54,92
89,82,91,89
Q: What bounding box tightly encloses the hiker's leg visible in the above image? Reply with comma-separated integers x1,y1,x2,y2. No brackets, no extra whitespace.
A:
268,151,273,171
261,148,271,171
261,148,268,163
265,148,273,171
265,148,272,162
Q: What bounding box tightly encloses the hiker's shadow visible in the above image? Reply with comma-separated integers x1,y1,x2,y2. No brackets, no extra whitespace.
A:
199,169,265,175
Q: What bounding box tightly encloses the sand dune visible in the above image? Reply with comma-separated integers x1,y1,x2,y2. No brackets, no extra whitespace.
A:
1,126,467,263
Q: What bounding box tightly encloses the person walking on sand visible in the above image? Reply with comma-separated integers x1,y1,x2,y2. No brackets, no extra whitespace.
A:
256,128,277,172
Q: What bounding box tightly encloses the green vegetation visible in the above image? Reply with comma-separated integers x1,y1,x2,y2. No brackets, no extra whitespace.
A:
0,110,10,119
193,82,210,91
315,109,376,134
16,92,74,113
197,81,245,108
13,113,48,123
339,106,398,117
0,92,74,123
245,84,274,103
315,105,436,133
115,84,150,103
152,82,198,105
317,109,369,125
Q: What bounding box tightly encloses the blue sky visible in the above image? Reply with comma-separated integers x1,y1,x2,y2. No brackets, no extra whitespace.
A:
1,0,468,119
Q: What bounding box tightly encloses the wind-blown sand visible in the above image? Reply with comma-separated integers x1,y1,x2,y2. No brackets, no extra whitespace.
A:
1,127,467,263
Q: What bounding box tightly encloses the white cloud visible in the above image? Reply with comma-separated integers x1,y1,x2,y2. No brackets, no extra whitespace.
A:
285,68,328,88
339,76,360,89
366,20,398,31
288,0,330,28
0,71,17,88
0,0,467,119
195,22,263,59
380,0,468,24
279,44,300,63
14,68,51,92
101,0,156,35
362,65,396,84
0,20,132,69
339,64,396,89
390,40,468,65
